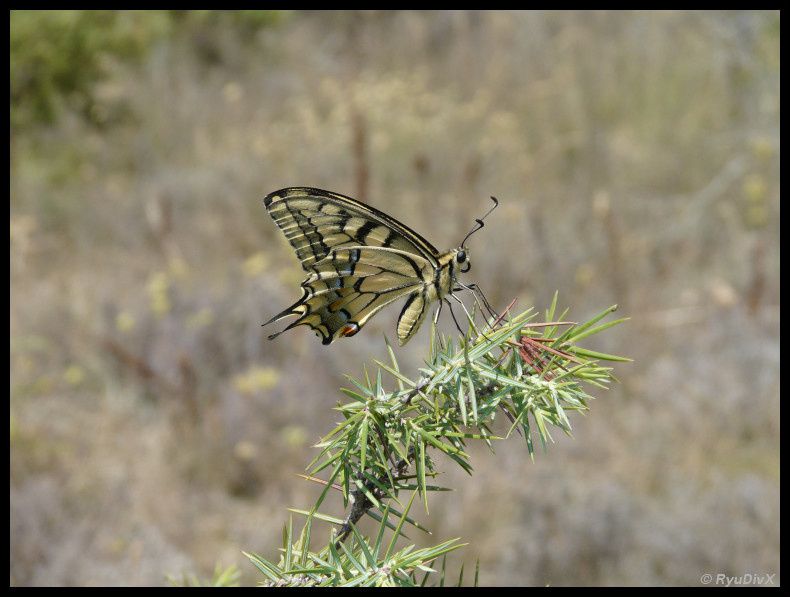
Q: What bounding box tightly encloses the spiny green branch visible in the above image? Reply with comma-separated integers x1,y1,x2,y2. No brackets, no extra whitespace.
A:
246,294,628,586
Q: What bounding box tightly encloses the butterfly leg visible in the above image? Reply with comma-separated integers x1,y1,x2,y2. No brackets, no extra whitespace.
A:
433,299,443,326
448,292,476,328
449,291,496,344
457,282,500,323
445,298,465,336
468,283,499,321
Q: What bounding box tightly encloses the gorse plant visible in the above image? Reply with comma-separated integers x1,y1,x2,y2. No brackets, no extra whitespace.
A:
245,294,628,586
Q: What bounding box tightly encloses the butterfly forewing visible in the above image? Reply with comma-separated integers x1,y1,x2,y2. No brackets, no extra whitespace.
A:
263,187,455,345
264,188,439,270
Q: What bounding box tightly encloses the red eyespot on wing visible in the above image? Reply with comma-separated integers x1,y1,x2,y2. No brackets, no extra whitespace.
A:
340,322,360,337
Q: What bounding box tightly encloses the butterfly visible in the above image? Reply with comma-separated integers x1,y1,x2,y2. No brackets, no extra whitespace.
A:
262,187,497,346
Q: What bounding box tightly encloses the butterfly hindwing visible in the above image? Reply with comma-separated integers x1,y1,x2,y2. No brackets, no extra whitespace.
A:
266,246,429,344
397,290,431,345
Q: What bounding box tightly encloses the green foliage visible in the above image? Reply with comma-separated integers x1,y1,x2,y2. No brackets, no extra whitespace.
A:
168,9,285,33
10,10,285,131
10,11,169,129
246,295,628,586
245,503,467,587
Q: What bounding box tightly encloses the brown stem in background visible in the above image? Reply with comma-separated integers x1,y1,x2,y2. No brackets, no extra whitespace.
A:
747,235,766,315
351,108,369,203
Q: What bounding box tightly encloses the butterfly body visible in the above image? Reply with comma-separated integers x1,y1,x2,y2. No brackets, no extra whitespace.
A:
262,187,470,346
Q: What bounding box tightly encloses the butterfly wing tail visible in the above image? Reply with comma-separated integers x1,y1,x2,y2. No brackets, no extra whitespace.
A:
263,287,354,345
262,289,311,339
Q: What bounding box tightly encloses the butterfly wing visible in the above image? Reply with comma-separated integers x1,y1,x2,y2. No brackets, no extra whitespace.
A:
263,188,442,345
264,187,440,270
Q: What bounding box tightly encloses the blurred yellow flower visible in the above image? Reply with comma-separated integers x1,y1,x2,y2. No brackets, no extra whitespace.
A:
233,366,280,395
187,307,214,330
64,365,84,386
742,174,767,203
243,252,269,278
116,311,136,333
233,440,258,461
108,537,127,555
749,136,774,161
281,425,308,448
147,272,171,317
32,375,54,395
223,81,243,104
742,174,768,229
168,256,189,279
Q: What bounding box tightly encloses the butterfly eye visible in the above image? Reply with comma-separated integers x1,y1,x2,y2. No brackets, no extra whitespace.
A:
457,250,466,263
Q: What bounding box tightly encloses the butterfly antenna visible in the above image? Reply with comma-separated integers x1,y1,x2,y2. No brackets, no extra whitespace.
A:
460,196,499,247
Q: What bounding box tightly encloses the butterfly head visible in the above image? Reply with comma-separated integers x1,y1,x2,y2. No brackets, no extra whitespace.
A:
454,247,471,273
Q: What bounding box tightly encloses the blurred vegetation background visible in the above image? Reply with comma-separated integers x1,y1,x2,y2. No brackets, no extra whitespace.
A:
10,10,779,586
